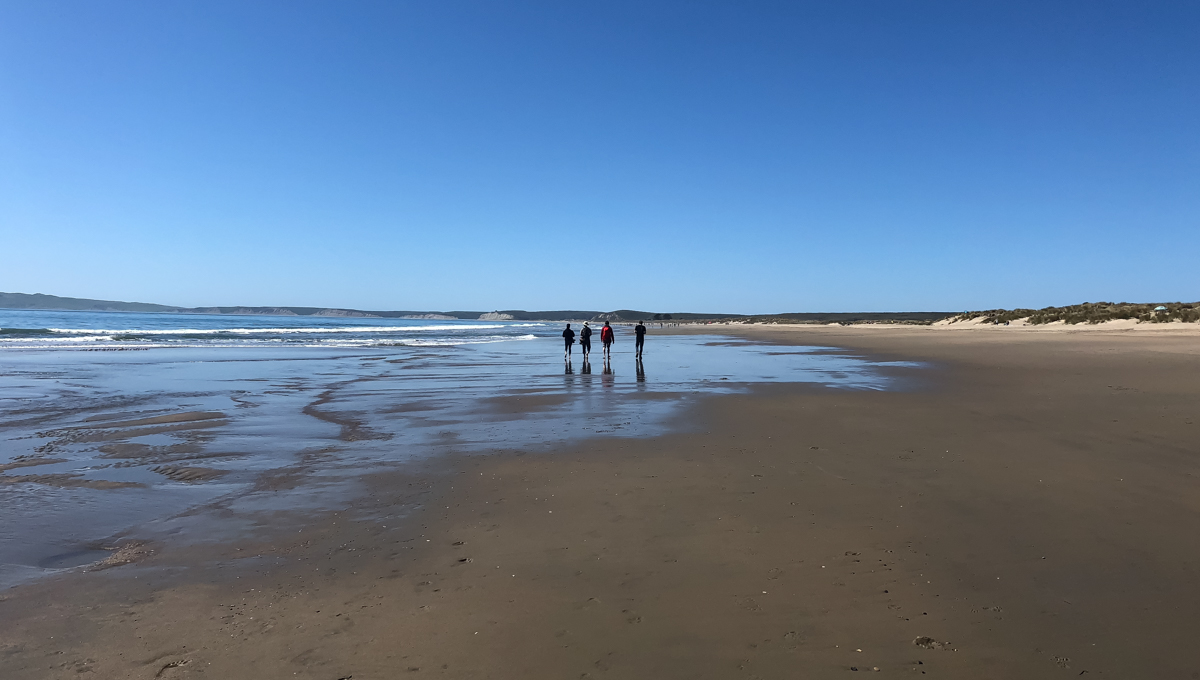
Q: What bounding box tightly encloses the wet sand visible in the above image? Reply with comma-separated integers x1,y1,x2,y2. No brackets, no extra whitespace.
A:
2,326,1200,679
0,337,901,586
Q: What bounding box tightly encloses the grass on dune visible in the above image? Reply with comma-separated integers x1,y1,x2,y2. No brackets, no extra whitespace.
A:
950,302,1200,325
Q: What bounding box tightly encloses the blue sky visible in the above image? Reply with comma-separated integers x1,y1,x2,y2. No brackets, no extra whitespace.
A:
1,1,1196,313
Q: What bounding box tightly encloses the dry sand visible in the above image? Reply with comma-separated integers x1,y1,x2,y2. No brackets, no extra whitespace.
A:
2,325,1199,679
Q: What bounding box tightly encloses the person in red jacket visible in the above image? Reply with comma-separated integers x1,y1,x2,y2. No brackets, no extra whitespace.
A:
600,321,615,358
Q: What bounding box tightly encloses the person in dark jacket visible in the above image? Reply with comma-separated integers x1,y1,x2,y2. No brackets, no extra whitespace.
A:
562,323,576,358
634,320,647,358
579,322,592,358
600,321,615,357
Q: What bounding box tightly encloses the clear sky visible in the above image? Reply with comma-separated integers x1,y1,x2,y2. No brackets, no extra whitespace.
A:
1,1,1197,313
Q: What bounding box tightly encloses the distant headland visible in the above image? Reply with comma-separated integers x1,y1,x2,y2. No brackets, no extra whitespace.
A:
0,292,950,324
5,292,1196,326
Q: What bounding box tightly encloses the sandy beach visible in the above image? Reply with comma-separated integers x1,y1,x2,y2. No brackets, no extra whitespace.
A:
2,324,1199,679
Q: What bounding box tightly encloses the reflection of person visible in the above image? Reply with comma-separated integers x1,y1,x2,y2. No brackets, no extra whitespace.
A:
600,321,614,357
636,357,645,383
634,320,647,358
562,323,576,358
580,322,592,357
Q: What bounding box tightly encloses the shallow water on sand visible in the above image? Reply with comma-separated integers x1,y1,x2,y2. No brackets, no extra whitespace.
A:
0,333,920,587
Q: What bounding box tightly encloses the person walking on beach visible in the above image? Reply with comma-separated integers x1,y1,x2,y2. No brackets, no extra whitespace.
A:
562,323,576,358
600,321,615,358
634,320,647,359
579,322,593,358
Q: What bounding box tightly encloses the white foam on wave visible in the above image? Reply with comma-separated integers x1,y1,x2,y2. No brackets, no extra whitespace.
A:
0,335,111,343
1,334,542,351
43,323,547,335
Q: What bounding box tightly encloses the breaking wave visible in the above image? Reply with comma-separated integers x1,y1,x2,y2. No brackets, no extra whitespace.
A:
41,323,543,335
0,314,551,351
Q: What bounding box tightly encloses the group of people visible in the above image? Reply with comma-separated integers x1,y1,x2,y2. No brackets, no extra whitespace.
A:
562,320,647,360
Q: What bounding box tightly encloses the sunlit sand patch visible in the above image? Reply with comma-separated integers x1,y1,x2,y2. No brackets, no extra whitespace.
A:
0,473,144,489
0,456,69,472
149,466,229,483
107,449,248,467
303,393,391,442
79,410,227,429
98,441,202,459
37,418,229,449
85,541,154,571
379,400,443,414
476,393,575,415
82,409,173,423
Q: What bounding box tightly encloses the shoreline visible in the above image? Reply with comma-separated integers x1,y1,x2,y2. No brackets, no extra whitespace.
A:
2,327,1199,678
655,317,1200,334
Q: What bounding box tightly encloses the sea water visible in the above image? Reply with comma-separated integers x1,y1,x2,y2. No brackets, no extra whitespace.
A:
0,309,544,349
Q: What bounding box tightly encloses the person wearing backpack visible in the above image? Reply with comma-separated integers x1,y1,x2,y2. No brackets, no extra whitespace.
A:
579,322,593,358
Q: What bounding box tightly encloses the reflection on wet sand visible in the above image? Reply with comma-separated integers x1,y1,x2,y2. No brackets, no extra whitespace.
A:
0,335,919,587
636,358,646,383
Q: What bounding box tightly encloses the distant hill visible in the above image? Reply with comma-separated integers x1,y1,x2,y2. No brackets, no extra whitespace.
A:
0,291,954,324
0,292,178,313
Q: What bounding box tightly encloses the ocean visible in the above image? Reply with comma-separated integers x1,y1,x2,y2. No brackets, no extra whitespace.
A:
0,309,546,349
